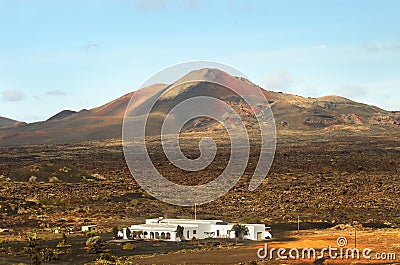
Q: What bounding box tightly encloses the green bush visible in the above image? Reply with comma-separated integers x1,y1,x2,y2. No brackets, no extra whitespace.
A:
146,213,156,219
122,243,135,250
86,236,102,254
24,230,42,265
98,253,116,262
42,248,58,262
190,237,198,246
86,231,96,237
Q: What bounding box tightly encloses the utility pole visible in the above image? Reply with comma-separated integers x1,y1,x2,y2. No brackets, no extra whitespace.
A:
297,215,300,234
354,225,357,249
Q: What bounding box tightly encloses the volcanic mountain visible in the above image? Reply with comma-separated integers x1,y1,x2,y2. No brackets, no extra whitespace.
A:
0,68,398,145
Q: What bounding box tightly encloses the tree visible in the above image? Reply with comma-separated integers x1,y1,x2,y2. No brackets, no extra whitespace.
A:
232,224,249,240
176,225,184,240
125,227,131,239
131,230,142,239
112,226,120,239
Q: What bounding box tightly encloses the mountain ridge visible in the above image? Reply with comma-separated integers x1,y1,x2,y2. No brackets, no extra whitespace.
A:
0,68,398,145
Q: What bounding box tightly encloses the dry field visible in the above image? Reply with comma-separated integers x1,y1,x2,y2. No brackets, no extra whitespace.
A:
130,227,400,264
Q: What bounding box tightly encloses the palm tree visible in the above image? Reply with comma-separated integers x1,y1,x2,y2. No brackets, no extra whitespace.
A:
232,224,249,240
176,225,184,240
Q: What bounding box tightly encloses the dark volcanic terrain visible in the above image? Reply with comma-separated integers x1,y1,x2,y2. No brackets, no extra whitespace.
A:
0,129,399,231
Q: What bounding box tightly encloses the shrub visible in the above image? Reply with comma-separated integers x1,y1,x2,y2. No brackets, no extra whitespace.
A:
42,248,58,262
146,213,156,219
56,233,71,247
98,253,116,262
24,230,42,265
29,176,37,182
86,236,103,254
131,230,142,239
112,227,120,239
86,231,97,237
48,176,60,183
122,243,135,250
32,165,41,172
59,167,71,173
190,237,198,246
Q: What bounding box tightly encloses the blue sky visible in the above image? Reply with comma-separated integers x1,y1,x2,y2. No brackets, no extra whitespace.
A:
0,0,399,122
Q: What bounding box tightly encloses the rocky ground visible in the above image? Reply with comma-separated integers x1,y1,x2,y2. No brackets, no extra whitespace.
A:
0,128,399,230
0,128,399,264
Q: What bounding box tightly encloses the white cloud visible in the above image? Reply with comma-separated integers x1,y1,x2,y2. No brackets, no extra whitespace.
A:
46,90,66,96
1,90,25,102
82,42,99,52
336,84,369,98
262,70,296,90
334,80,400,110
363,43,400,52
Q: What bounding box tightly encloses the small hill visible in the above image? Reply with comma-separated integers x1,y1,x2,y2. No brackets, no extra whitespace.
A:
0,116,19,128
47,110,77,121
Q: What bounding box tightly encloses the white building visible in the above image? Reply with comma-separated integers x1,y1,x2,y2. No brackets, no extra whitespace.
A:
82,225,97,233
123,218,271,241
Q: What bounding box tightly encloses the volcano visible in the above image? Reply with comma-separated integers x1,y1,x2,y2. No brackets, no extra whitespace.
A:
0,68,398,145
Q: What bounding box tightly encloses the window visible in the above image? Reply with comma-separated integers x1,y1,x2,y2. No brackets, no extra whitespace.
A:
193,230,197,235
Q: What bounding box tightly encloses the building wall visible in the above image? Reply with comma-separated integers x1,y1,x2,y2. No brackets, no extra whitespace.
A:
124,227,177,241
181,222,209,240
244,224,265,240
210,224,234,238
128,219,268,241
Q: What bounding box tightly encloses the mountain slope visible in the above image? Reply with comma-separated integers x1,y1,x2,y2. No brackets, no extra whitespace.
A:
0,69,398,145
0,116,19,128
47,110,77,121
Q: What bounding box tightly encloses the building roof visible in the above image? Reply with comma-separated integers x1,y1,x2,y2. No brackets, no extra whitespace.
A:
130,223,197,232
146,218,224,225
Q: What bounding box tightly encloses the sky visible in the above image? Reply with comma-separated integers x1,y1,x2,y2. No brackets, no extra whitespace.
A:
0,0,399,122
